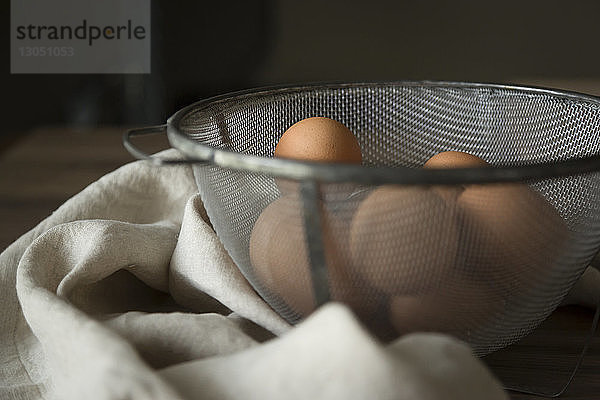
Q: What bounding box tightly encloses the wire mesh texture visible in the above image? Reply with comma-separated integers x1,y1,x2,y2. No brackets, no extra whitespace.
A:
167,82,600,356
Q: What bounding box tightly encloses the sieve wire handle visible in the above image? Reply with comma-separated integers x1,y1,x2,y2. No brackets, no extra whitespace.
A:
123,125,207,166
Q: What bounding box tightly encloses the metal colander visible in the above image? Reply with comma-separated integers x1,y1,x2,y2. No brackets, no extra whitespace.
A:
126,82,600,356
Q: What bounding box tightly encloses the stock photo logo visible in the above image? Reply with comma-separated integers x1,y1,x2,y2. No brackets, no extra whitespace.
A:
11,0,151,74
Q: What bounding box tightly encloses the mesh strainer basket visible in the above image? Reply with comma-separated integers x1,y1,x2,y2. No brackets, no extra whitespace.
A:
125,82,600,359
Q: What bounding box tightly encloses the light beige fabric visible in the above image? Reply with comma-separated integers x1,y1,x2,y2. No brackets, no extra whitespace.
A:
3,148,594,399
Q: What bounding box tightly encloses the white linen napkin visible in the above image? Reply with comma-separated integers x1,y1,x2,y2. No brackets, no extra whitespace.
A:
2,148,597,400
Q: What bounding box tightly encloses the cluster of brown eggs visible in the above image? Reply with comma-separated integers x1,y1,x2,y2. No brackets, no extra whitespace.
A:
249,117,568,339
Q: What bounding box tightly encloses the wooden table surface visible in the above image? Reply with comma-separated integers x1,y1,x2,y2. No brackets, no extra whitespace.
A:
0,126,169,250
2,80,600,398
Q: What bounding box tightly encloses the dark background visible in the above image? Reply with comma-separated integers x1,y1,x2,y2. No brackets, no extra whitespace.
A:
2,0,600,148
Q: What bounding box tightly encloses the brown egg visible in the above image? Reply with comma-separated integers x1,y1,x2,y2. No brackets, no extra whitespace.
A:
249,196,317,316
349,185,460,295
274,117,362,196
457,183,568,293
388,277,496,340
424,151,489,201
275,117,362,163
249,194,358,318
423,151,488,169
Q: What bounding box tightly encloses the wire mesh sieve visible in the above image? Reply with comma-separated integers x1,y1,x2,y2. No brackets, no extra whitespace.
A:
131,82,600,357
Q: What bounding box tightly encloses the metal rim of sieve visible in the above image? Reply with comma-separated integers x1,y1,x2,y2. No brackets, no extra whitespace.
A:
163,80,600,185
